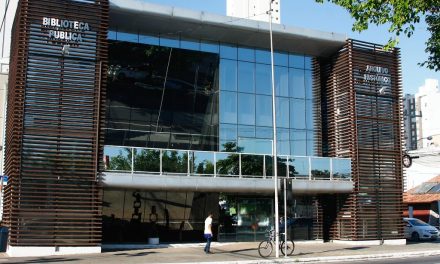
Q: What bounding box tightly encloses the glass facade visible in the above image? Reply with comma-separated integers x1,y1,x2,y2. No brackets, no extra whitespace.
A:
105,30,315,157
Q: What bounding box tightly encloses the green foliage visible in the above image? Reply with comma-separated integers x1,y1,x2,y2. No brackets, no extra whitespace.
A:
316,0,440,71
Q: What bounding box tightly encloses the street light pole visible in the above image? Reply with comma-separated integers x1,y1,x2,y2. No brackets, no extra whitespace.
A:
268,0,280,258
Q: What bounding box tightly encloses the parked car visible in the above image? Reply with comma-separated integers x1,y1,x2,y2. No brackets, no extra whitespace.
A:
403,217,439,241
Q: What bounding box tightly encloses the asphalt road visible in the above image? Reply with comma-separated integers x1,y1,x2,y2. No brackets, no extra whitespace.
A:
340,255,440,264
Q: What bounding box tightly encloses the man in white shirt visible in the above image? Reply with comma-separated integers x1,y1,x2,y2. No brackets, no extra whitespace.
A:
204,213,213,254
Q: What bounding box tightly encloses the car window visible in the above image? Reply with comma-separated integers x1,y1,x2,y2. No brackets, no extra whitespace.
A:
408,219,430,227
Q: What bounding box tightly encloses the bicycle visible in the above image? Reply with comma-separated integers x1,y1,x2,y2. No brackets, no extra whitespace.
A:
258,228,295,258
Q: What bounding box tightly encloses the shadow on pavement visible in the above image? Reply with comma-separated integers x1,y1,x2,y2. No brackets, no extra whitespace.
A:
6,257,82,263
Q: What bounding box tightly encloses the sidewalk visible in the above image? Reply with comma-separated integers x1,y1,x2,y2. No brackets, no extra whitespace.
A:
1,240,440,264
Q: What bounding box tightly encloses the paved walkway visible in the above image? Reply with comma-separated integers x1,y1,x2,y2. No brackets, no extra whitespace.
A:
0,240,440,263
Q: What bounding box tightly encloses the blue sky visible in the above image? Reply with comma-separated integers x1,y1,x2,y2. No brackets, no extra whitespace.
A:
144,0,439,94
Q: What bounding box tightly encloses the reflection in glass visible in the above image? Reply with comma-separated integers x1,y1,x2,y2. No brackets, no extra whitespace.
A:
238,125,255,138
332,159,351,179
133,148,160,173
220,123,237,141
305,56,312,70
108,30,117,40
139,35,159,45
220,59,237,91
255,64,272,95
238,61,255,93
220,44,237,59
306,100,314,130
305,70,313,99
162,150,188,174
191,151,215,175
117,32,138,42
256,95,272,127
307,130,315,156
290,157,309,178
238,138,272,155
290,99,306,129
275,66,289,97
311,158,330,179
290,130,307,156
160,37,179,48
104,146,132,171
276,97,289,128
181,39,200,51
255,49,271,64
201,41,220,53
289,54,304,69
277,128,290,156
256,126,272,139
216,152,239,176
241,154,264,177
289,68,305,99
220,91,237,123
238,47,255,62
238,93,255,125
277,156,288,177
274,52,288,66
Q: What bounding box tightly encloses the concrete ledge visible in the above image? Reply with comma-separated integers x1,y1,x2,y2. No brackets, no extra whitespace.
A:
331,239,406,246
7,246,101,257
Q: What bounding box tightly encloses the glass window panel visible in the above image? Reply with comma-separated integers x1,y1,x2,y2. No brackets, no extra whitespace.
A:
220,91,237,123
220,123,237,141
160,37,179,48
117,32,138,42
276,97,289,128
201,41,220,53
290,130,307,156
289,54,304,69
256,49,271,64
305,70,313,99
108,30,117,40
102,190,124,221
216,153,239,176
289,68,305,99
274,52,288,66
238,47,255,62
104,146,132,171
277,128,290,155
133,148,160,173
238,93,255,125
256,95,272,127
256,126,273,139
290,157,309,178
265,155,274,177
220,44,237,59
191,151,215,175
238,138,272,155
139,35,159,45
238,125,255,138
311,157,330,180
307,130,315,156
180,39,200,51
275,66,289,97
241,154,264,177
238,61,255,93
305,56,312,70
332,158,351,180
306,99,314,130
290,99,306,129
162,150,188,174
255,64,272,95
220,59,237,91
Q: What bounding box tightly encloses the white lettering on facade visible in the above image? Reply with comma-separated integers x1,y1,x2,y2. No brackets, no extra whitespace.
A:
42,17,91,45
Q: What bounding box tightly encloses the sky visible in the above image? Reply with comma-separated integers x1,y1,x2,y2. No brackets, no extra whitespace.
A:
141,0,439,95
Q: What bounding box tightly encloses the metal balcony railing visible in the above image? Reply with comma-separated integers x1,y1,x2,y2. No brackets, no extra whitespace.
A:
103,145,351,181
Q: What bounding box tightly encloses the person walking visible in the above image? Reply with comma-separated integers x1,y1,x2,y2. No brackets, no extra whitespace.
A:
204,213,213,254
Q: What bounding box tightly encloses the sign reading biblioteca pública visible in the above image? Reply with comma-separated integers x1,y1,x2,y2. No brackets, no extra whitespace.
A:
41,17,92,46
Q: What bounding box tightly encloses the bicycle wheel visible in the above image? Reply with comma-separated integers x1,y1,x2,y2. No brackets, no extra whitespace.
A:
280,240,295,256
258,240,273,258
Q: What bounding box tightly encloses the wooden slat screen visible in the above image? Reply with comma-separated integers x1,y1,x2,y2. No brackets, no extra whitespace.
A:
3,0,108,246
318,39,404,240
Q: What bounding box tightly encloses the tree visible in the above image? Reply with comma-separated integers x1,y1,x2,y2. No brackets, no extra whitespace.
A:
316,0,440,71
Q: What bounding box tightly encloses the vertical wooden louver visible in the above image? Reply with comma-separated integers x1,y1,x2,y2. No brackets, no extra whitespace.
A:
3,0,108,246
318,40,404,240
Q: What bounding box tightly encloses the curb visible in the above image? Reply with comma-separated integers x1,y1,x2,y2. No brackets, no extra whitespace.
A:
159,250,440,264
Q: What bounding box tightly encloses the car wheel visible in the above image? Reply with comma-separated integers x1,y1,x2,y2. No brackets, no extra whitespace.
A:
411,232,420,241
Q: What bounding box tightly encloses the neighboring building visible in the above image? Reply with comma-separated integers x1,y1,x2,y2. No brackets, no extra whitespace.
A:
404,175,440,228
403,94,418,151
415,79,440,149
227,0,280,23
3,0,404,257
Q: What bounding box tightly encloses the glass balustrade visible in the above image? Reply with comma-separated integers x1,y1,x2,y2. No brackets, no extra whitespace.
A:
103,145,351,180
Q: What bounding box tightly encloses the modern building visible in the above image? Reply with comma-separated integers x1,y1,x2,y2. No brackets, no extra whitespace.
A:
403,94,418,151
415,79,440,149
226,0,280,24
3,0,404,257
